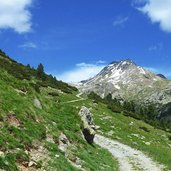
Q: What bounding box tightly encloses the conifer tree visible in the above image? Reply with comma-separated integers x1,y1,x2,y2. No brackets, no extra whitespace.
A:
36,63,46,81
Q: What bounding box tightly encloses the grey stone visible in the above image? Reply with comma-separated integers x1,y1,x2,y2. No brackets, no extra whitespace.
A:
79,106,96,144
33,98,42,109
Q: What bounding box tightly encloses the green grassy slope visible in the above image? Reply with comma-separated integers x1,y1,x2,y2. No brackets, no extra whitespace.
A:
66,98,171,170
0,56,119,170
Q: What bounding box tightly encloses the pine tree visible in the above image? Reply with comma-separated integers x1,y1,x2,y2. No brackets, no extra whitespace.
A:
0,49,6,56
36,63,46,81
26,64,31,69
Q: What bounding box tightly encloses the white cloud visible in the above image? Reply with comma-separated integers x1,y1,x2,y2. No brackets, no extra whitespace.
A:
55,62,106,83
96,60,106,64
134,0,171,32
0,0,33,33
19,42,37,48
113,16,129,27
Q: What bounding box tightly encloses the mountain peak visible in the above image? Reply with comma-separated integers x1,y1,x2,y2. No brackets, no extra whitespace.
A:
79,59,167,98
110,59,136,66
105,59,137,75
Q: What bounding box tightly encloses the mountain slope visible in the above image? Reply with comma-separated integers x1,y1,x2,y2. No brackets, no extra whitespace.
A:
0,52,119,171
77,60,171,119
0,52,171,171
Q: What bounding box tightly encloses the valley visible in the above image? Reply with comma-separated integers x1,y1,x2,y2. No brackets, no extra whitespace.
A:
0,53,171,171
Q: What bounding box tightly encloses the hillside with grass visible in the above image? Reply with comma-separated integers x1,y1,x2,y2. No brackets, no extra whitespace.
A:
0,51,171,171
0,51,119,171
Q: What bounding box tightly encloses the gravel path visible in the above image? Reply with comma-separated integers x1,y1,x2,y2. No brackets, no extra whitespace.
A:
94,134,165,171
62,92,85,104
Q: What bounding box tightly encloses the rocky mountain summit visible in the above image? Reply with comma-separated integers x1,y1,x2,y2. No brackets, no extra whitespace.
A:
77,59,171,119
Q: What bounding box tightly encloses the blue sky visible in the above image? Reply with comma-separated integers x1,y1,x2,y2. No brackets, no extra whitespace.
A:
0,0,171,82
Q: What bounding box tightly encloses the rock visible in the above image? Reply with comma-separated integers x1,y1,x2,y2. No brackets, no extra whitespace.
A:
95,125,100,130
131,133,140,138
82,128,95,144
79,106,94,125
129,122,134,126
144,142,151,146
7,112,20,127
58,132,71,152
97,130,104,134
58,133,85,170
28,161,35,167
66,152,85,170
24,150,29,155
33,98,42,109
14,89,27,95
55,154,60,158
140,136,145,140
0,169,5,171
69,156,84,170
146,142,151,146
0,151,4,157
46,134,54,143
157,74,167,79
28,143,49,169
115,136,121,140
107,130,114,136
79,106,96,144
52,122,57,126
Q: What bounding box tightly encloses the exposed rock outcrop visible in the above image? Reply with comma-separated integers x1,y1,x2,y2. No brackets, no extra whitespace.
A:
58,132,71,153
79,106,96,144
157,74,167,79
33,98,42,109
6,112,21,127
58,132,84,170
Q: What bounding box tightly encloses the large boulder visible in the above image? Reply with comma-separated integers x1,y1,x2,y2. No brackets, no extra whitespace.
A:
79,106,96,144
